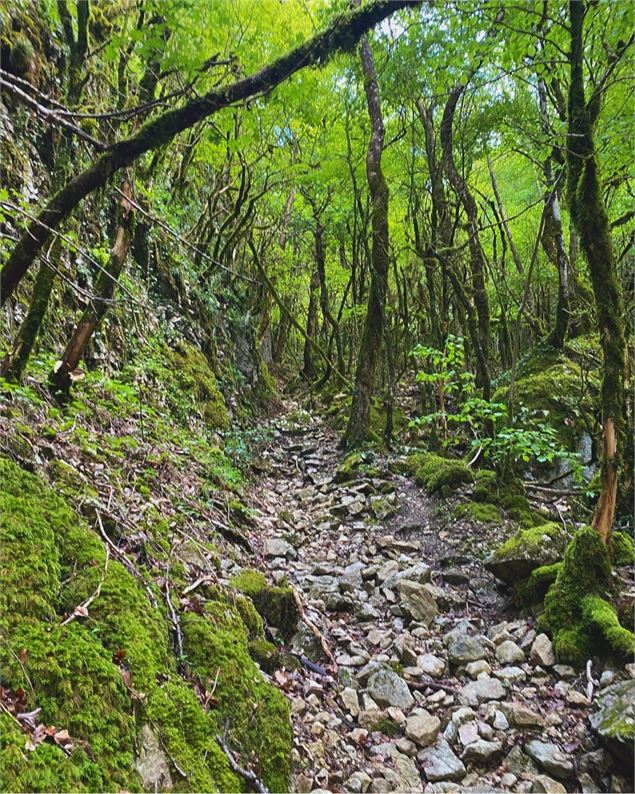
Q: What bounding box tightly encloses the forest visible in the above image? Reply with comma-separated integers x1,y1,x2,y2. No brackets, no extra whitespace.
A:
0,0,633,792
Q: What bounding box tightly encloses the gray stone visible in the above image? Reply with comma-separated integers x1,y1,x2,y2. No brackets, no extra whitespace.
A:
448,636,487,667
345,771,372,792
263,537,294,558
500,702,545,728
530,634,555,667
524,740,574,779
393,753,425,792
340,561,364,592
530,775,567,793
341,687,360,718
398,579,439,625
494,666,526,683
461,739,503,764
459,678,506,706
134,725,173,791
418,653,446,678
589,679,635,764
466,660,491,679
405,710,441,747
503,745,539,776
495,640,525,665
418,738,467,782
367,667,415,710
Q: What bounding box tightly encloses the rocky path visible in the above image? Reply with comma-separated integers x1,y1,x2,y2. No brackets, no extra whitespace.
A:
242,406,631,794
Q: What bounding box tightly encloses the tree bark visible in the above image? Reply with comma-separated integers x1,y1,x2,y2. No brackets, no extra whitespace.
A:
52,180,135,392
537,78,570,349
0,0,418,306
567,0,626,543
440,84,491,398
344,32,390,446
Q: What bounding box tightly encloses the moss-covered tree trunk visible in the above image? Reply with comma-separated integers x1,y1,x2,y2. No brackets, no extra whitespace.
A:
537,78,570,350
344,32,390,446
0,0,418,306
566,0,626,542
301,268,320,382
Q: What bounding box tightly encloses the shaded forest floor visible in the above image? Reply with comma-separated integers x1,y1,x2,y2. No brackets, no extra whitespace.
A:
240,400,634,794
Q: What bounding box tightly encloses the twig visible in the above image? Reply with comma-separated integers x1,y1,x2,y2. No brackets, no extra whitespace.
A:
182,575,215,595
61,547,110,625
290,585,336,666
95,510,158,607
164,573,184,660
524,483,584,495
216,734,269,794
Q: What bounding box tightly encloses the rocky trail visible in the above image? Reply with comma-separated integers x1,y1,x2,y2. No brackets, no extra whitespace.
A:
232,405,632,794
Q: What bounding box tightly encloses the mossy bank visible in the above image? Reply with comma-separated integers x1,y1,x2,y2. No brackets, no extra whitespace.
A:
0,458,292,792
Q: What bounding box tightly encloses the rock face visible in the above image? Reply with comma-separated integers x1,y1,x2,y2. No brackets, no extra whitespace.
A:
398,579,438,624
530,633,556,667
447,636,487,666
589,679,635,764
366,667,414,710
134,725,173,791
418,738,467,782
524,739,574,779
485,523,564,584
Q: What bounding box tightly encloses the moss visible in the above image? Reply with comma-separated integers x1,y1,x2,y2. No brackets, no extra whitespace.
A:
182,608,292,792
611,531,635,566
47,459,99,502
334,451,380,483
515,562,563,605
0,458,290,792
231,569,299,640
248,639,280,673
494,355,598,449
454,501,502,524
540,526,634,665
233,594,265,639
473,470,498,503
409,452,474,495
370,719,401,737
168,341,229,431
495,522,560,559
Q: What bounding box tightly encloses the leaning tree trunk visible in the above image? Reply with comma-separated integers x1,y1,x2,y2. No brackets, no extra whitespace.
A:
344,32,390,446
52,180,135,392
301,268,321,382
567,0,626,543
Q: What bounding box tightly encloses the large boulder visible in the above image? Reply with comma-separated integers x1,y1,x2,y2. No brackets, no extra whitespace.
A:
589,679,635,766
485,523,565,584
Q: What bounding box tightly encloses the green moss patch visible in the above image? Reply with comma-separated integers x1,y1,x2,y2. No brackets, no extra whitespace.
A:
485,522,564,584
407,452,474,496
611,531,635,566
454,501,502,524
168,341,230,431
231,569,299,640
540,526,635,666
0,458,292,792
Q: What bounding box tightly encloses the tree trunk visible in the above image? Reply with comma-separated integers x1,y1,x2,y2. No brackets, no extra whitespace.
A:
567,0,626,543
0,0,418,306
344,32,390,447
537,78,570,349
486,153,523,275
301,268,320,382
440,85,491,398
52,181,135,392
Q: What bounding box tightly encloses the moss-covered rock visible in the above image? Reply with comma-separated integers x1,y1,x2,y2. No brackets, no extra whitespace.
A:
334,450,380,483
248,639,280,673
168,341,230,431
589,680,635,765
231,569,299,640
539,526,635,666
485,522,565,584
515,562,562,605
454,501,502,524
472,470,498,503
182,608,292,791
611,531,635,566
0,458,292,792
407,452,474,496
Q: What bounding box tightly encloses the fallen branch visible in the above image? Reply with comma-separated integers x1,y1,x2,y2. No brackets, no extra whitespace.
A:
164,573,185,660
523,482,585,495
290,585,337,666
61,547,109,625
216,734,269,794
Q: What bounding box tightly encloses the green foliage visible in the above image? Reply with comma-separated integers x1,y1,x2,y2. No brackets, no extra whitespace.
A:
611,531,635,566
